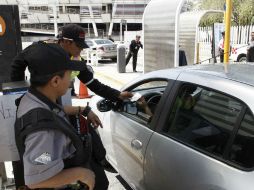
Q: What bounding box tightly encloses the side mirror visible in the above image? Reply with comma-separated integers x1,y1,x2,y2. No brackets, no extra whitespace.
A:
97,99,113,112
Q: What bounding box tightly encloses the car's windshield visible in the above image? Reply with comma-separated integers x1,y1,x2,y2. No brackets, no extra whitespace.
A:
94,39,113,45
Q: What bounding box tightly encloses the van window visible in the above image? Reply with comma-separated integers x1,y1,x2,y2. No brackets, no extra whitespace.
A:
229,109,254,168
164,84,243,157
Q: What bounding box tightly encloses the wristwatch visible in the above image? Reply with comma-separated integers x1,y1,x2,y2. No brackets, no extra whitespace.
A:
82,105,91,117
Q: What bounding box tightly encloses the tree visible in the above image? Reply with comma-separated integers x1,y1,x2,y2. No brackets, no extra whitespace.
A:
198,0,254,26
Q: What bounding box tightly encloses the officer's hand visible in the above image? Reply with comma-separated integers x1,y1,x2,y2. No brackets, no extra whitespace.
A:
118,91,133,100
87,110,103,128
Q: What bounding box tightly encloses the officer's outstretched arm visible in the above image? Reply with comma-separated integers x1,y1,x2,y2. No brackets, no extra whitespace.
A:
28,167,95,190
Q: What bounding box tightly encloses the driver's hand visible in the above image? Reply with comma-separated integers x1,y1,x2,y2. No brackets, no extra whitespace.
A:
137,96,148,109
137,96,153,116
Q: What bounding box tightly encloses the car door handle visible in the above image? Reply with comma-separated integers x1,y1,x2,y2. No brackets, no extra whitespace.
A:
131,139,143,150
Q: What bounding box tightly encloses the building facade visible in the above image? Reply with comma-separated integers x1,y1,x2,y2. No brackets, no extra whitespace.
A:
0,0,150,38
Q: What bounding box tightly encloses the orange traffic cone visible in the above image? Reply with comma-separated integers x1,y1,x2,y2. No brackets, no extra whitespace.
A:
78,82,92,99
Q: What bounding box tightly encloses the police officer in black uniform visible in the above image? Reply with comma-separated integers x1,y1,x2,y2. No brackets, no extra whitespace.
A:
15,43,95,189
11,24,132,101
125,35,143,72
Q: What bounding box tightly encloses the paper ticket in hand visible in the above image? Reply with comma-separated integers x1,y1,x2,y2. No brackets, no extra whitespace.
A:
131,93,142,102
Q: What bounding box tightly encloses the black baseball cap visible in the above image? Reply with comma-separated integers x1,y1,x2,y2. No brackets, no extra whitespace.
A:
25,43,86,79
58,24,89,49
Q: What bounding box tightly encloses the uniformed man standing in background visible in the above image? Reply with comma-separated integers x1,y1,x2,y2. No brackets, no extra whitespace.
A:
125,35,143,72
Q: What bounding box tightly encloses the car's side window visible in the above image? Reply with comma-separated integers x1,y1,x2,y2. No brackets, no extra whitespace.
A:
121,80,168,126
229,109,254,168
164,84,244,157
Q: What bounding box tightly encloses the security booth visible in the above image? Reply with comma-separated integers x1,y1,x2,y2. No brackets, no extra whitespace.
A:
143,0,223,73
0,5,23,187
143,0,186,73
179,11,223,65
0,5,22,85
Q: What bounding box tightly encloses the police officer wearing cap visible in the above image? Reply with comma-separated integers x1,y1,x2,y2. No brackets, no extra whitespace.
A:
11,24,132,101
125,35,143,72
11,24,133,190
15,43,96,189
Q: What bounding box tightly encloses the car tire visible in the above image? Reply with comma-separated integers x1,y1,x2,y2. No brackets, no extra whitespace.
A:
238,56,247,62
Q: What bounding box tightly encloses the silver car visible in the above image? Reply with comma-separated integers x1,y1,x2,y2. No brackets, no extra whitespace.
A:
81,39,117,62
91,63,254,190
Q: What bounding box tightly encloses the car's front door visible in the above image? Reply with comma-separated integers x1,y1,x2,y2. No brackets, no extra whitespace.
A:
110,79,169,190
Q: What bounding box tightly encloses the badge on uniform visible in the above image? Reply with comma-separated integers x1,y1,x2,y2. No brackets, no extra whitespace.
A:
34,152,52,165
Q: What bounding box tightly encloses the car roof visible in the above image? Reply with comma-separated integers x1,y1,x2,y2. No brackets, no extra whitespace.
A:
149,63,254,87
123,63,254,90
180,63,254,87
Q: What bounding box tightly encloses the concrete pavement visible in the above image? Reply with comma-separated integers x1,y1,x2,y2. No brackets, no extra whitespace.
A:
89,54,144,91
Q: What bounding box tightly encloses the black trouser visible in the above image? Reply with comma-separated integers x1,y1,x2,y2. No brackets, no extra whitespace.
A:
220,50,224,63
126,52,138,71
90,159,109,190
88,125,108,190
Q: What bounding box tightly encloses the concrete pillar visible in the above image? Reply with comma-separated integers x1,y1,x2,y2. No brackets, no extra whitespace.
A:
108,2,117,36
52,5,58,37
62,5,66,13
108,21,114,36
88,5,98,37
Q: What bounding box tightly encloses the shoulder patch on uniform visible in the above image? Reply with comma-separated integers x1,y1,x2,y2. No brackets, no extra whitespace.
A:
34,152,52,165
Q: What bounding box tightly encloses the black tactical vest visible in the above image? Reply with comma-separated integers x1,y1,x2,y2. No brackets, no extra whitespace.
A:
15,107,91,169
